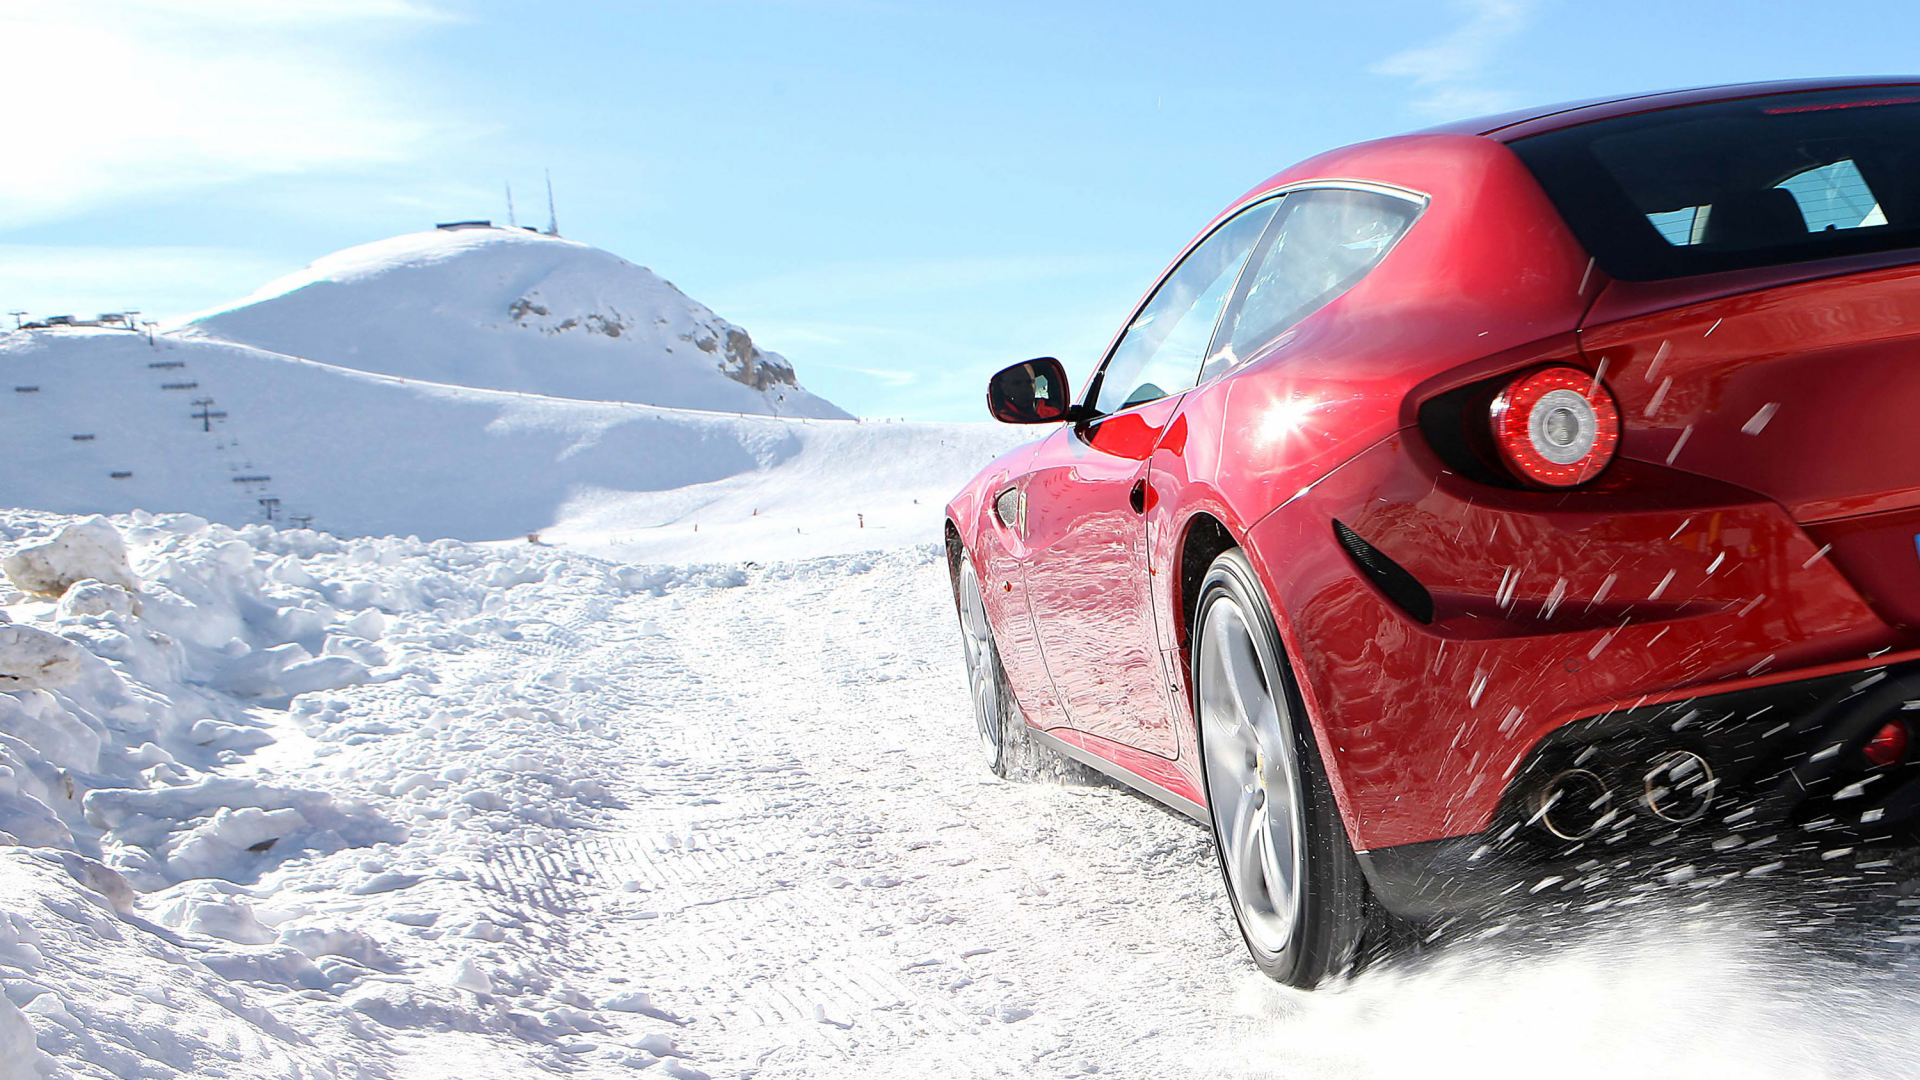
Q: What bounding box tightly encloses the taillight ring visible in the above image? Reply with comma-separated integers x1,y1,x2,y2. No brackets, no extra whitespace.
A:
1489,366,1620,488
1529,388,1601,465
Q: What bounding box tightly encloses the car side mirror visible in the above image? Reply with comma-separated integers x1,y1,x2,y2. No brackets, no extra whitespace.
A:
987,357,1076,424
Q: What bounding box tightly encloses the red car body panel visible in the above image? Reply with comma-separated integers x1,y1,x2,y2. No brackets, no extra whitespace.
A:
1023,399,1181,754
1587,266,1920,526
947,78,1920,876
957,441,1062,732
1584,263,1920,629
1047,726,1204,809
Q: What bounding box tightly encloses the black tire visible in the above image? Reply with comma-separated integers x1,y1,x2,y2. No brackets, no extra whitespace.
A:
1192,548,1370,987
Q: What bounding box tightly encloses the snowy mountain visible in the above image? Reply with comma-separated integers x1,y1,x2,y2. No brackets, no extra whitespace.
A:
0,225,1028,549
0,327,1022,549
184,226,850,419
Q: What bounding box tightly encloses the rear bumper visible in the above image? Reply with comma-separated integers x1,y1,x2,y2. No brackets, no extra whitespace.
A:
1245,429,1913,853
1357,659,1920,919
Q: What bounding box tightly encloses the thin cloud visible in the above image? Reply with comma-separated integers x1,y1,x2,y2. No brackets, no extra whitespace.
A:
1372,0,1538,117
851,367,920,388
0,2,460,226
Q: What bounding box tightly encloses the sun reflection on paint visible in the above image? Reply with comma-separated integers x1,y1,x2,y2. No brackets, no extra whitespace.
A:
1258,395,1322,447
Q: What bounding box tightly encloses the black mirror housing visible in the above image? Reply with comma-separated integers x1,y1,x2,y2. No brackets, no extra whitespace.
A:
988,357,1075,424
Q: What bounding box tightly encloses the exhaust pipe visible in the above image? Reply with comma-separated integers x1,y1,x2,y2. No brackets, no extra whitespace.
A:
1528,768,1612,840
1642,750,1715,824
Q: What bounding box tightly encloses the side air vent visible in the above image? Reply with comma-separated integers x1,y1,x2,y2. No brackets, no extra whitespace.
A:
1332,519,1434,625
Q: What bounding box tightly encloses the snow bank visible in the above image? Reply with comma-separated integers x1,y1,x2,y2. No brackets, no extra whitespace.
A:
0,508,734,1077
0,511,412,887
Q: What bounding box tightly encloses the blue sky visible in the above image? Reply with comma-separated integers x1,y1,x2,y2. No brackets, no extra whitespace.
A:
5,0,1919,420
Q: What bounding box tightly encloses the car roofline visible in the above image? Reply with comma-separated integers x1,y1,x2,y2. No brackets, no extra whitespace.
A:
1412,76,1920,141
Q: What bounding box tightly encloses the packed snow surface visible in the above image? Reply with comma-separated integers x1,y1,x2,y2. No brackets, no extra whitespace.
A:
3,510,1920,1079
185,227,848,419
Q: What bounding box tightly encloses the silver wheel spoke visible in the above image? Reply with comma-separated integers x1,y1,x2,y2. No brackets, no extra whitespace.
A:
1251,799,1279,899
1227,788,1265,899
956,560,1003,766
1217,620,1267,733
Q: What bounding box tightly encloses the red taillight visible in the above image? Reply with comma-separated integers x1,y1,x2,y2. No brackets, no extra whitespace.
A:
1488,366,1620,488
1864,720,1909,768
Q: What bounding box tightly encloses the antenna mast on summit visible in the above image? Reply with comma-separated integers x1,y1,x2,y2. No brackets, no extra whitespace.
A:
544,169,560,237
505,181,517,227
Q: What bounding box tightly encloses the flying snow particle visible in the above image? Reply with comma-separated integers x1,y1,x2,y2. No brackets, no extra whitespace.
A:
1741,402,1780,435
1665,425,1693,464
1645,376,1673,416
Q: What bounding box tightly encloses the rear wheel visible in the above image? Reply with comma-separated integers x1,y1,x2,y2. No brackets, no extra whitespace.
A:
1194,549,1369,987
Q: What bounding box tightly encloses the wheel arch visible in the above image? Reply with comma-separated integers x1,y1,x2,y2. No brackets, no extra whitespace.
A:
1175,512,1240,661
1174,508,1366,845
944,517,966,609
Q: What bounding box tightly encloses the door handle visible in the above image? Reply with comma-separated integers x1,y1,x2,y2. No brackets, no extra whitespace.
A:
1128,479,1147,515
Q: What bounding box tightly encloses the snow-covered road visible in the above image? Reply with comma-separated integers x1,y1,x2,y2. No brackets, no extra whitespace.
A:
8,513,1920,1079
594,548,1232,1077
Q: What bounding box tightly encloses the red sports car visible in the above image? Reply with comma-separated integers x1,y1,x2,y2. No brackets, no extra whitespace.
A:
946,78,1920,987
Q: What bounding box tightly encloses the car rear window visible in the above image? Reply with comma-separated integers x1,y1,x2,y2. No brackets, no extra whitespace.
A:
1509,87,1920,281
1205,188,1419,382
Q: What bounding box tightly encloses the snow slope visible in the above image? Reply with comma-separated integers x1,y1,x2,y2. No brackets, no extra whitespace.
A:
0,328,1025,550
4,510,1920,1080
184,227,849,419
539,418,1024,564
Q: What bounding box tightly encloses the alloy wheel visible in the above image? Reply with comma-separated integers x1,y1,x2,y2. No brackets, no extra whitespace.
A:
957,558,1003,767
1197,594,1307,957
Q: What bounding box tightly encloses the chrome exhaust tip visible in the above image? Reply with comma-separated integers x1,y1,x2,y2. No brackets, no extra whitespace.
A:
1643,749,1715,824
1528,768,1612,840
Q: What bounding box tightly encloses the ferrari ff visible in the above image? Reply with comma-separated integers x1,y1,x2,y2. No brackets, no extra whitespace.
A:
946,79,1920,987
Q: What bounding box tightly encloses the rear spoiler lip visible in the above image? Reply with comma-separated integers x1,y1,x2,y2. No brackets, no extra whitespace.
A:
1582,246,1920,329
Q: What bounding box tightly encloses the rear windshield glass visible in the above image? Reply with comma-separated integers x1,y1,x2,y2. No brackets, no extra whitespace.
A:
1509,87,1920,281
